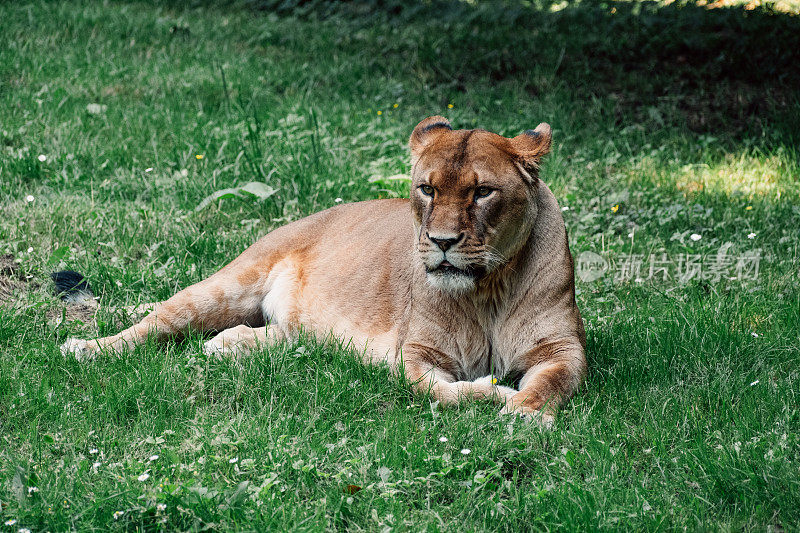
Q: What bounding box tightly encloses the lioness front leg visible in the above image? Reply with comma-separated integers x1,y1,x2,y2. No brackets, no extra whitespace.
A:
401,346,517,406
500,338,586,427
61,269,266,360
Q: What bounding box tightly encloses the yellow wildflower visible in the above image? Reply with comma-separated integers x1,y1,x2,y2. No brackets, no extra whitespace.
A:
745,205,753,210
447,103,454,109
491,377,498,385
195,154,204,160
611,204,619,213
393,103,399,108
377,110,382,115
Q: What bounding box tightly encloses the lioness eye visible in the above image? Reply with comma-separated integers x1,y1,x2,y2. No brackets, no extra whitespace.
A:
474,186,493,199
420,185,435,197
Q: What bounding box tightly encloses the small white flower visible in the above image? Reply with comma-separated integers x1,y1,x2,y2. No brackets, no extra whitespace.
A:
27,486,38,493
439,436,448,443
25,195,34,203
733,441,741,453
747,232,756,239
113,510,124,520
145,167,154,172
750,380,760,386
156,503,167,512
561,206,570,211
334,198,343,203
89,448,98,454
4,519,16,526
26,247,33,254
18,528,31,533
346,497,354,504
690,233,702,241
37,154,47,162
229,457,238,464
137,473,150,482
460,448,471,455
149,454,159,462
92,462,101,469
751,332,759,338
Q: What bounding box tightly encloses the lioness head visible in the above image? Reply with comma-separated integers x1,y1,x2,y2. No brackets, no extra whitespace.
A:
409,116,552,295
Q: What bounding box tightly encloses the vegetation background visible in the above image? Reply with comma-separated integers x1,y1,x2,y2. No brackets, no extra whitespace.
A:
1,0,798,530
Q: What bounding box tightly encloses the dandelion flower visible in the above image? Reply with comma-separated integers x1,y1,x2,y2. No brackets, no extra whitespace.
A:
690,233,702,241
37,154,47,162
447,103,454,109
195,154,204,160
745,206,753,210
393,103,399,108
460,448,471,455
377,110,382,116
229,457,238,464
747,232,756,239
491,377,498,385
138,473,150,482
113,511,124,520
611,204,619,213
25,195,34,203
439,436,448,443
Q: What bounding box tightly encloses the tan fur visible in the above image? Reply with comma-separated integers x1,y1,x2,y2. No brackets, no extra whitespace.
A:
62,117,586,426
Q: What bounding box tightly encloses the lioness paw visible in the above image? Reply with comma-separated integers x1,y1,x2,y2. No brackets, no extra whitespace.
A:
472,375,518,404
202,326,257,359
499,404,555,429
60,338,99,361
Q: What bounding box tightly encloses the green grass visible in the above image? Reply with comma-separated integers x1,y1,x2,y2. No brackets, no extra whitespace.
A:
1,0,799,530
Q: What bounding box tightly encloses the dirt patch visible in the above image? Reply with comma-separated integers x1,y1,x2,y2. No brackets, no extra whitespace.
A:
46,303,98,328
0,254,26,304
0,254,97,328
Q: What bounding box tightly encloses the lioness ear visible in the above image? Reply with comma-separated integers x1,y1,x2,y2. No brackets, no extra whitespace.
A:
410,116,452,166
510,123,552,178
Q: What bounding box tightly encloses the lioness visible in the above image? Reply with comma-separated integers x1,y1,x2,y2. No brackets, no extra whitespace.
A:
62,116,586,425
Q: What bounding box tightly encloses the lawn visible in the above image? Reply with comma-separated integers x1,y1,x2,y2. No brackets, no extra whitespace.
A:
1,0,799,530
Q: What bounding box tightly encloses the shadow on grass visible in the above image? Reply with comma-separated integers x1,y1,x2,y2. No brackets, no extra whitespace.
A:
160,0,800,145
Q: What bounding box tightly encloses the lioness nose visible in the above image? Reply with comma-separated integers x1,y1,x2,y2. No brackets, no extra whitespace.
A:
428,233,464,252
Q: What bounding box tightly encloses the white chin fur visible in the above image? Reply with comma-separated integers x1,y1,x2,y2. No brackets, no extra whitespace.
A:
426,270,476,295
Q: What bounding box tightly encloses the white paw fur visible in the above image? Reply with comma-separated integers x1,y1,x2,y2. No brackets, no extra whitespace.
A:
499,404,555,429
60,338,97,361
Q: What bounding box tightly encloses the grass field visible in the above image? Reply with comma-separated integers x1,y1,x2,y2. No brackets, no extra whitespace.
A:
1,0,799,530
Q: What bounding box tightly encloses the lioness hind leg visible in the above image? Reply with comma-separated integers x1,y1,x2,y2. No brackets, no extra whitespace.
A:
61,270,267,360
202,324,285,358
